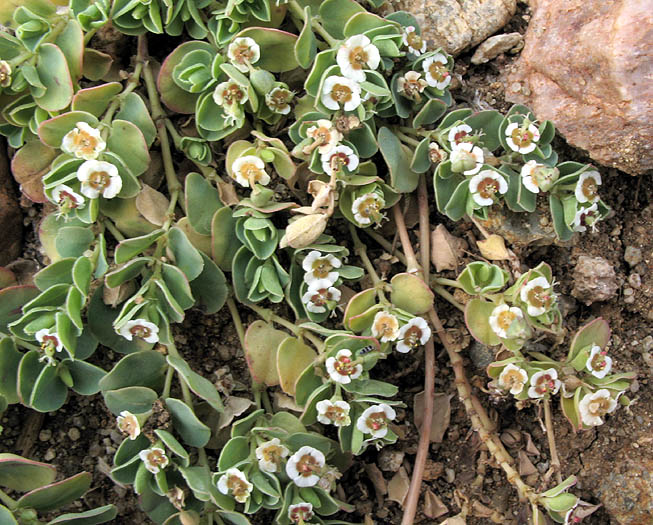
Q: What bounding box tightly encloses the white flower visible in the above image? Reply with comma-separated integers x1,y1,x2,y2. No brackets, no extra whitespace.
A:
288,502,314,524
397,71,427,100
118,319,159,344
302,251,341,285
0,60,11,88
520,276,555,317
325,349,363,384
397,317,431,353
35,328,63,353
428,142,447,163
255,438,289,473
371,311,400,342
450,142,484,175
352,192,385,225
217,467,253,503
586,345,612,379
489,304,524,339
316,399,351,427
52,184,85,210
578,389,617,427
227,37,260,72
76,160,122,199
231,155,269,188
285,446,325,487
321,75,361,112
572,203,599,233
336,35,380,82
213,81,249,109
402,26,427,56
139,447,169,474
304,119,342,155
265,86,293,115
498,364,529,396
505,121,540,154
574,170,601,204
422,53,451,90
116,411,140,440
447,124,473,150
61,122,106,160
302,279,341,313
521,160,542,193
356,404,396,439
321,145,359,176
469,170,508,207
527,368,561,398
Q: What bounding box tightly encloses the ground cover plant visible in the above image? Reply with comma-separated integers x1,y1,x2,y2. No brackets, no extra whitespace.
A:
0,0,640,524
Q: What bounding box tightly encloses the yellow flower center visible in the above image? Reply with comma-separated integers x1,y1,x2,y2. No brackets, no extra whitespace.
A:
502,369,524,389
406,32,423,50
227,475,250,499
357,196,381,220
88,170,111,190
146,449,167,468
118,415,138,436
497,310,517,331
72,131,100,156
527,285,552,309
311,259,333,279
239,162,264,183
590,351,607,371
330,84,353,104
348,46,368,69
428,61,448,82
374,316,398,338
511,127,535,148
261,445,284,464
581,177,598,200
588,398,611,417
296,454,320,476
477,178,500,199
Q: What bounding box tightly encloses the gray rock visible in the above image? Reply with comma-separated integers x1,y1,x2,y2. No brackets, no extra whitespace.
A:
481,205,558,248
571,256,618,305
624,246,643,267
393,0,517,56
471,32,523,64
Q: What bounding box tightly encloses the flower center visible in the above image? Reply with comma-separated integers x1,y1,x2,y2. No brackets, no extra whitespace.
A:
329,152,350,173
497,310,517,330
534,374,556,394
119,417,137,435
590,351,608,370
233,45,255,65
453,130,469,144
366,412,387,431
503,370,524,388
227,475,250,497
348,46,368,69
73,132,99,156
588,398,611,417
310,288,330,306
334,356,356,376
406,32,423,50
130,325,151,339
297,454,320,476
581,177,598,200
312,259,333,278
527,285,551,309
325,406,346,423
41,334,59,351
511,127,534,148
428,61,449,82
330,84,353,104
358,196,381,219
146,450,166,467
222,85,246,105
269,90,289,109
290,506,313,523
402,326,423,348
239,162,264,183
478,178,500,199
376,319,396,337
58,190,81,208
88,170,111,190
262,445,283,463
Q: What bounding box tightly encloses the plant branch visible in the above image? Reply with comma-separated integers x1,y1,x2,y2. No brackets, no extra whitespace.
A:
392,203,420,273
543,398,563,484
432,285,464,312
0,488,16,509
362,229,408,266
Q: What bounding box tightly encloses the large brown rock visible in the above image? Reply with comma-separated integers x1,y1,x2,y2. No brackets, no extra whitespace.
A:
392,0,517,56
505,0,653,175
0,140,23,265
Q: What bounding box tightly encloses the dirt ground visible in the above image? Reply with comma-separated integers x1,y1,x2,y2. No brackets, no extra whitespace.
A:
1,4,651,524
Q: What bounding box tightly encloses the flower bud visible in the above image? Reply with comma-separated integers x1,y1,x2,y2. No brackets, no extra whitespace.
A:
0,61,12,88
249,69,276,96
450,147,478,173
280,213,328,249
531,165,559,192
180,137,212,165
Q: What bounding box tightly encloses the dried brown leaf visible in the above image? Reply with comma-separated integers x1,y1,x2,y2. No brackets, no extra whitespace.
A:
136,184,170,226
103,281,135,307
439,516,466,525
477,234,511,260
523,432,541,456
431,224,464,272
414,392,452,443
216,178,240,206
364,463,387,505
272,391,302,412
218,396,254,430
424,490,449,519
518,450,538,476
387,467,410,507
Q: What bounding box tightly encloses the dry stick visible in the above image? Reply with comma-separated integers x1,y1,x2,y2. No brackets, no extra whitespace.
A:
401,177,436,525
543,398,563,484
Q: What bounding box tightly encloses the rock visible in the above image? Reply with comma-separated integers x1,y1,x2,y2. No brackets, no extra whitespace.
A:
378,448,405,472
598,438,653,525
468,341,494,370
624,246,643,267
571,256,618,305
392,0,517,56
480,205,558,248
505,0,653,175
471,32,523,64
0,139,23,265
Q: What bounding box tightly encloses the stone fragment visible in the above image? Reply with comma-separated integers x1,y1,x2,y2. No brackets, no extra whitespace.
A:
598,438,653,525
480,206,558,248
471,32,523,64
571,256,618,305
378,448,405,472
0,139,23,265
392,0,517,56
505,0,653,175
624,246,643,267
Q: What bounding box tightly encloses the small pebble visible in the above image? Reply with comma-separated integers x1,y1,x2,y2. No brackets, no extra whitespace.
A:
39,430,52,442
624,246,643,266
628,273,642,288
445,468,455,483
44,448,56,461
68,427,81,441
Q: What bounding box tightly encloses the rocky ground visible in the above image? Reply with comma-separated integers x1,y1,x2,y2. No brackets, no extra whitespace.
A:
1,1,651,524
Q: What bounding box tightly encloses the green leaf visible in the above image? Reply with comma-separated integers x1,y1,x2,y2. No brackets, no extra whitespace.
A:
211,207,240,272
341,379,398,397
161,263,194,310
55,226,94,258
107,120,150,177
17,472,91,512
104,386,158,416
295,6,317,69
185,172,223,236
115,229,165,264
71,83,122,117
29,364,68,412
218,436,250,471
34,44,74,111
167,355,223,413
0,338,22,404
154,430,190,468
17,350,43,406
72,256,92,295
46,504,117,525
277,337,317,396
235,28,299,73
343,288,376,330
99,351,167,392
82,48,113,81
56,310,77,356
66,360,105,395
569,318,610,359
167,227,204,281
0,505,17,525
115,93,156,147
300,382,332,426
165,397,211,448
37,111,99,148
464,298,501,346
244,320,288,386
390,273,434,314
294,364,323,407
0,453,56,492
55,19,84,81
105,258,149,288
10,138,55,203
189,253,228,315
34,258,75,291
413,99,447,128
318,0,365,40
378,127,418,193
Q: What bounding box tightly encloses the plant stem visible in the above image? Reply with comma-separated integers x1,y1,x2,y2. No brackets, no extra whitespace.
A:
433,277,462,288
0,488,16,509
392,203,420,273
287,0,338,47
395,130,421,148
543,398,563,484
226,297,246,349
101,217,125,242
362,229,408,266
433,284,465,312
101,61,144,127
162,366,174,399
13,339,40,352
348,225,380,286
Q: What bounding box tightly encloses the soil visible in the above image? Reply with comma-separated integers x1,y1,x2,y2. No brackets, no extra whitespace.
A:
2,3,652,525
